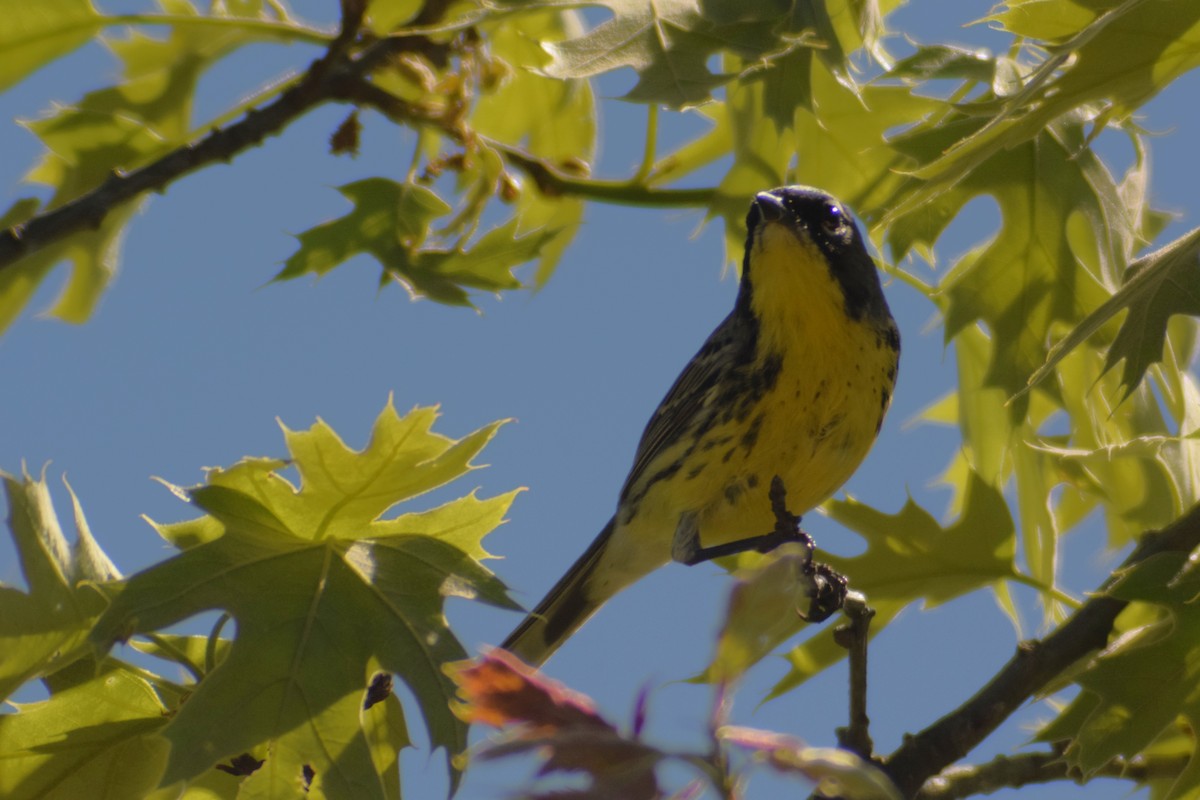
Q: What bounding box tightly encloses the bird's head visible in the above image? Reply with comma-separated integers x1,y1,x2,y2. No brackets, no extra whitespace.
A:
742,186,889,324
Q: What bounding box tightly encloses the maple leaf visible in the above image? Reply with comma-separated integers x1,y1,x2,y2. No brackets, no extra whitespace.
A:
505,0,854,108
886,115,1137,413
1023,225,1200,403
90,399,519,797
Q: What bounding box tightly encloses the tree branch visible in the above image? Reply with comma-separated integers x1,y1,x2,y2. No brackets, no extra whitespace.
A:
883,501,1200,798
0,0,446,276
834,591,875,759
915,750,1190,800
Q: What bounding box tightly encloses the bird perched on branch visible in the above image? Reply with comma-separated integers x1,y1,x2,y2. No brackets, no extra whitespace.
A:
503,186,900,666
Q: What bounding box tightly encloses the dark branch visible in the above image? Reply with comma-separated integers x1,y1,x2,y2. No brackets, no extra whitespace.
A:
883,501,1200,798
0,2,449,276
915,750,1190,800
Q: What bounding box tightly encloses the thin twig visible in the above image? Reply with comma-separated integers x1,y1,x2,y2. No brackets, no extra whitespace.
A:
915,750,1190,800
834,591,875,759
882,501,1200,798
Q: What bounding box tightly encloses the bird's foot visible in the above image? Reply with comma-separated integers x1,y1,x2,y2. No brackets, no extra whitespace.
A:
671,476,848,621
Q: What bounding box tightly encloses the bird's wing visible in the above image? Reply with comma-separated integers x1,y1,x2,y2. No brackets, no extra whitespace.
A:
620,311,744,499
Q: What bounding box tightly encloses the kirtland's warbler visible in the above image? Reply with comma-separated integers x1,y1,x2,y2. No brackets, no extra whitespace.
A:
503,186,900,666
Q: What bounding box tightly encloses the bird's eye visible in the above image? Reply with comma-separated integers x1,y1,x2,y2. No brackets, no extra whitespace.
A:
820,203,844,235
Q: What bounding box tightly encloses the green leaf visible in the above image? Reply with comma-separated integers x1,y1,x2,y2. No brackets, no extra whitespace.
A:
365,0,423,33
910,0,1200,199
767,471,1016,696
130,632,231,675
993,0,1200,122
1024,226,1200,402
0,470,118,701
0,0,102,92
539,0,739,107
893,116,1135,409
988,0,1101,42
280,179,451,276
1031,336,1199,547
363,687,409,800
0,662,170,800
887,43,996,83
517,0,821,108
91,399,519,795
280,179,555,305
1037,551,1200,797
825,470,1017,606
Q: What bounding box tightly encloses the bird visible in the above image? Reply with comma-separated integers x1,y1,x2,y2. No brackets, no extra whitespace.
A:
502,185,900,666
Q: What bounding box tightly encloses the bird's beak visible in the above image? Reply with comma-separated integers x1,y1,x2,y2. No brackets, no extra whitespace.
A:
754,191,788,223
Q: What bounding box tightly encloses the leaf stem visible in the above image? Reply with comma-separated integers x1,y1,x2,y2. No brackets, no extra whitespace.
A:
143,633,206,683
121,660,192,697
633,105,659,182
1009,571,1082,610
206,613,232,673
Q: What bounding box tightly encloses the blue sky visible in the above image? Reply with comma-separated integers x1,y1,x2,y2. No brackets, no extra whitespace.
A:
2,2,1199,798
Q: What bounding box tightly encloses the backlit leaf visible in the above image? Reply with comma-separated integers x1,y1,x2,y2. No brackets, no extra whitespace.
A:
1037,552,1200,797
281,179,556,306
0,662,170,800
91,399,519,795
0,0,101,92
0,471,117,701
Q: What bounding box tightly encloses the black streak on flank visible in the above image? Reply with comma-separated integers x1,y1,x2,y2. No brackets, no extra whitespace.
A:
879,324,900,353
741,412,765,452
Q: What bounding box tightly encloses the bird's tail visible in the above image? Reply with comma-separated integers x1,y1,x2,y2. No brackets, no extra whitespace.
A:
501,518,619,667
